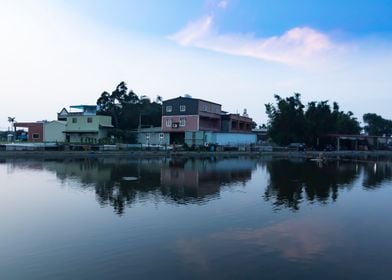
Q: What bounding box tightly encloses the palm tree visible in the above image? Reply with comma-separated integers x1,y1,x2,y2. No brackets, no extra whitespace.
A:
7,117,15,142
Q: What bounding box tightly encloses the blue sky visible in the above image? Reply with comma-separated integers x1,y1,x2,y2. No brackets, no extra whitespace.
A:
64,0,392,38
1,0,392,129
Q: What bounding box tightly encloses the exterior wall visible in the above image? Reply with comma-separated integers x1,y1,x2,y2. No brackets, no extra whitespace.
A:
68,133,99,144
252,128,268,143
221,114,253,133
185,131,206,146
137,130,170,146
66,115,99,131
162,97,199,116
43,121,66,142
185,132,256,146
199,116,221,131
97,115,113,127
162,97,222,132
198,100,221,115
198,100,222,131
14,122,44,142
162,115,199,132
65,115,112,143
206,132,256,146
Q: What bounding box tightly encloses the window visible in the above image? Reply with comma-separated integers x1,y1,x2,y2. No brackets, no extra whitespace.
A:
180,105,186,112
179,117,186,127
166,106,172,112
72,118,77,123
166,119,172,127
32,133,40,139
87,117,93,123
159,133,164,139
145,133,150,140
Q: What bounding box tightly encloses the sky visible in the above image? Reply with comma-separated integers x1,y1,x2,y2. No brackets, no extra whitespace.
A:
1,0,392,130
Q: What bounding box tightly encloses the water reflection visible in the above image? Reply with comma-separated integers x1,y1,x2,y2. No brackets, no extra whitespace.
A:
362,161,392,189
176,217,342,273
26,158,257,215
3,157,392,215
263,159,359,211
262,158,392,211
160,158,255,203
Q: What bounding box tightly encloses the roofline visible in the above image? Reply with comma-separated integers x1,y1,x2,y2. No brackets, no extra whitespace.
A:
163,96,221,106
46,120,66,124
70,105,98,109
326,134,384,138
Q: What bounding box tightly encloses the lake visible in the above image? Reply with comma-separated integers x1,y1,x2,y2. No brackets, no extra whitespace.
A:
1,156,392,279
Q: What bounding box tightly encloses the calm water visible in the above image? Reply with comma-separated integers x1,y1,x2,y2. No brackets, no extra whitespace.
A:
1,157,392,279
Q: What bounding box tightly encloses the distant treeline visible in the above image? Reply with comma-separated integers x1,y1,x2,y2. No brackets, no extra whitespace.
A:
265,93,392,147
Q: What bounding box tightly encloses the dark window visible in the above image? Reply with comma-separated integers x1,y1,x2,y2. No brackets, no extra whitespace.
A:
32,133,40,139
72,118,77,123
87,117,93,123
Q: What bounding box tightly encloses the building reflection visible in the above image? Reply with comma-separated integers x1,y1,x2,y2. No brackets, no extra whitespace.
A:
39,158,256,215
160,158,255,203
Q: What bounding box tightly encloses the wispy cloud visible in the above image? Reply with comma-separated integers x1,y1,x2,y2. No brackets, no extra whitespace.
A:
169,15,342,66
217,0,228,9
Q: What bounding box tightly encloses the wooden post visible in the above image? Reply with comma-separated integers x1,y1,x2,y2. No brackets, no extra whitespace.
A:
337,137,340,151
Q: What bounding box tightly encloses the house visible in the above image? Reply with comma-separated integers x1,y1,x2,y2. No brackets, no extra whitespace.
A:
14,122,44,142
136,127,170,146
162,97,222,144
14,121,65,143
161,96,256,147
57,108,68,121
61,105,113,144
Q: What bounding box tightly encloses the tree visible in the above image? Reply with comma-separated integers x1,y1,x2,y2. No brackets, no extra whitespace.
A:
363,113,392,136
305,101,334,146
265,93,361,146
96,82,163,143
97,81,130,128
265,93,306,145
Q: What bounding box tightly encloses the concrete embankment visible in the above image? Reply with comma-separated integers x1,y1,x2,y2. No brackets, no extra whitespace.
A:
1,150,392,160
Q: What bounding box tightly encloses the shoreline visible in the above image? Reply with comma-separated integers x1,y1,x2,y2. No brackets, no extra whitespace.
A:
1,150,392,160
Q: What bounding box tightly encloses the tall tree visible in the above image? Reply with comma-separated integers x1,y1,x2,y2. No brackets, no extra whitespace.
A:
265,93,361,146
97,81,129,128
363,113,392,136
305,101,334,146
265,93,306,145
96,82,162,143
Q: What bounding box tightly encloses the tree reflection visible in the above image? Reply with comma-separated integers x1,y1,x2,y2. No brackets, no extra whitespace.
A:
41,158,256,215
362,161,392,189
264,159,359,211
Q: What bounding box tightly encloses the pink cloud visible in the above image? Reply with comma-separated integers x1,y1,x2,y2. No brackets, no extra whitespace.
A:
169,16,342,66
